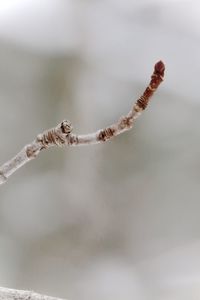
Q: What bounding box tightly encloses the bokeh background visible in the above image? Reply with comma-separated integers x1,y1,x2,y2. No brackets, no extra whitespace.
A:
0,0,200,299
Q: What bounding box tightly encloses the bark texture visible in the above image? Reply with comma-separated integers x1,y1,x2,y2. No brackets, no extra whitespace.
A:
0,287,67,300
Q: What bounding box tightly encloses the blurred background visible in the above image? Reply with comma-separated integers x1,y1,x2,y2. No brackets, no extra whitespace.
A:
0,0,200,299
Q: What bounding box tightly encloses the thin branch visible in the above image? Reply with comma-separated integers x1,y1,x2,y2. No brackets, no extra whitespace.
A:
0,287,67,300
0,61,165,185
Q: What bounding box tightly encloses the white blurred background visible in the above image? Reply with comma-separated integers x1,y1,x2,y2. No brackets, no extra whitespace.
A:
0,0,200,299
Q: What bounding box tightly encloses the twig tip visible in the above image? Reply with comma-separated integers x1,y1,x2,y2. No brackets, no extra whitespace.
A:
154,60,165,77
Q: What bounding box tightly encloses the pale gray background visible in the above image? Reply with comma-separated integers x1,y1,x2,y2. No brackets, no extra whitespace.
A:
0,0,200,299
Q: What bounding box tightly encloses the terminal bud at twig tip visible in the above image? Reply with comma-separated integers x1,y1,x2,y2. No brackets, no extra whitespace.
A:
154,60,165,77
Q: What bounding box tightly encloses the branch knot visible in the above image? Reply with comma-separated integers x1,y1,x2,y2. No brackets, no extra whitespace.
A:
37,120,73,148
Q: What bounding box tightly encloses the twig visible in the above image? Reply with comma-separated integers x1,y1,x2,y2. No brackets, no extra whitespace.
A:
0,287,67,300
0,61,165,185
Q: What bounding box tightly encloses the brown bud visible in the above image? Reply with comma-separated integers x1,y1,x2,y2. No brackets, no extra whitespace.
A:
154,60,165,77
